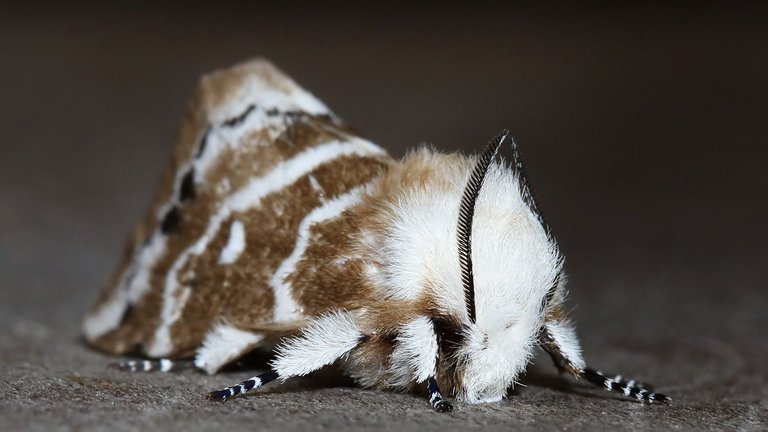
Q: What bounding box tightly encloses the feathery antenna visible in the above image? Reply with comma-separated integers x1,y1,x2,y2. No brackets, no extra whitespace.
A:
508,137,563,307
457,130,510,323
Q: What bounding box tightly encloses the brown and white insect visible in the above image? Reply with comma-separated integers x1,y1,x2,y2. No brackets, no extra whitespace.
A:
83,59,670,411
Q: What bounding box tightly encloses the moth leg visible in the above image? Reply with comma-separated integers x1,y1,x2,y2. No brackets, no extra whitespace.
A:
206,311,363,402
393,316,453,412
207,370,279,401
111,358,192,373
599,373,654,392
540,320,670,404
427,376,453,412
580,368,670,403
539,320,587,376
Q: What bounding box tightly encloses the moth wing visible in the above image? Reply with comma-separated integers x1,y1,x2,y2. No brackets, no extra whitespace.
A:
83,59,391,364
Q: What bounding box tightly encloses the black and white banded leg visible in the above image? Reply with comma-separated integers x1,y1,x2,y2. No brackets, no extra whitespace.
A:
112,358,193,373
605,373,654,392
540,322,671,404
581,367,670,404
207,370,280,401
427,376,453,412
207,311,365,403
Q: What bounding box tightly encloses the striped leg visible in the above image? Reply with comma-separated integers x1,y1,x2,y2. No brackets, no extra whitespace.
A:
207,312,363,402
606,373,654,392
427,376,453,412
581,367,670,403
207,370,279,401
540,321,670,404
112,358,193,373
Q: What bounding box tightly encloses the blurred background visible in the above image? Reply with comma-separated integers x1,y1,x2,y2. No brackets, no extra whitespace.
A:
1,2,766,429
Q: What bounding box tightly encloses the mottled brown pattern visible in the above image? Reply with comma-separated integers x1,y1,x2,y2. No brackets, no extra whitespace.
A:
90,60,286,313
273,113,353,148
87,61,379,356
167,177,320,351
287,157,392,316
203,114,356,201
166,154,391,353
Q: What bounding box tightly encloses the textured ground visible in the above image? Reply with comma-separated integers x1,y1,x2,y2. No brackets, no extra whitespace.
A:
1,3,766,431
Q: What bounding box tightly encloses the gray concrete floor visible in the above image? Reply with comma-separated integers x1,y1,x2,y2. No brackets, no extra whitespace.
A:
1,4,766,431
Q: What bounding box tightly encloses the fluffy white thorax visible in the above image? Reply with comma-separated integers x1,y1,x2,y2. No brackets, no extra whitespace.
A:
368,152,562,402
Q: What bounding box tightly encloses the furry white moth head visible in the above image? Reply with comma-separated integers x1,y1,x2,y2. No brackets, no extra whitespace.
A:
362,131,563,403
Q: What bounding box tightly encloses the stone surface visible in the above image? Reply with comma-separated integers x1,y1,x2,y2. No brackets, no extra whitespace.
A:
1,4,766,431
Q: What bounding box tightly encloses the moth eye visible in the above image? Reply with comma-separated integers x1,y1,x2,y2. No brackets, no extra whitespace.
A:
433,316,465,351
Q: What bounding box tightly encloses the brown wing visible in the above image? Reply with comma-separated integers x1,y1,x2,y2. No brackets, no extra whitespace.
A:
83,59,392,359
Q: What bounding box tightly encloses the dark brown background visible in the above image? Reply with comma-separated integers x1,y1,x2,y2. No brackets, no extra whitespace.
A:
1,3,766,430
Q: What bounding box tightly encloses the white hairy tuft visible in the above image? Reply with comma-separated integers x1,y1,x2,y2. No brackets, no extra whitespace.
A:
194,324,264,374
388,316,439,387
271,311,362,378
545,319,586,372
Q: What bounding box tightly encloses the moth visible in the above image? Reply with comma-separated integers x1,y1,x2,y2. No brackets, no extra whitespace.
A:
83,59,670,412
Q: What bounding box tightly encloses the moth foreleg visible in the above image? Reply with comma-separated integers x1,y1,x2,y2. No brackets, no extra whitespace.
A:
206,370,279,401
427,376,453,412
539,320,586,376
393,316,453,412
269,310,363,377
206,311,363,402
111,358,192,373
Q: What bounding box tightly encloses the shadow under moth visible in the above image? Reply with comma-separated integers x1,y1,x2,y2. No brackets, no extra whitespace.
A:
83,59,670,412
